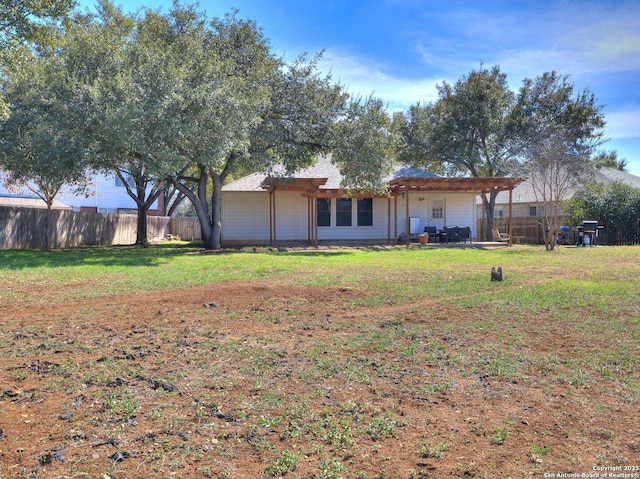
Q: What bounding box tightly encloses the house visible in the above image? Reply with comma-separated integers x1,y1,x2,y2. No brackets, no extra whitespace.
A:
221,155,522,246
0,170,160,214
483,166,640,219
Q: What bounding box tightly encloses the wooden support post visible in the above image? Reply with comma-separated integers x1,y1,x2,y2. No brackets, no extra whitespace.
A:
394,196,398,245
387,197,391,245
405,191,410,246
508,188,513,247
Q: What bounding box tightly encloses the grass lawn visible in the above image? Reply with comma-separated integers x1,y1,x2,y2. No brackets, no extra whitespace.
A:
0,244,638,478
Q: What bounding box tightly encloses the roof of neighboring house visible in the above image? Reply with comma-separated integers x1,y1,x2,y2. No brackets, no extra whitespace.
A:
594,166,640,188
0,196,72,210
480,166,640,205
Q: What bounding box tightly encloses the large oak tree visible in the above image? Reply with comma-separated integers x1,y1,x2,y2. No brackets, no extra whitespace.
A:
398,66,516,239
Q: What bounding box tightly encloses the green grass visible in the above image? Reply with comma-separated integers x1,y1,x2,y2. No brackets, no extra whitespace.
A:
1,243,639,297
2,243,640,477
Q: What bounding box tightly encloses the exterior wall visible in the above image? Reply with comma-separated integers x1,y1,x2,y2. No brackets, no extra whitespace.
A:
317,196,392,241
221,191,271,243
400,192,478,239
221,191,393,243
221,190,478,243
1,170,158,213
56,171,159,213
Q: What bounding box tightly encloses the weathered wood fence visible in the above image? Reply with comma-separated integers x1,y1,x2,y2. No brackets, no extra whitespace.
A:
0,206,201,250
478,216,640,245
477,217,570,244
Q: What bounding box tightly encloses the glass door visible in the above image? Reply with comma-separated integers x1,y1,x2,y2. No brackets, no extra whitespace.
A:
430,198,445,230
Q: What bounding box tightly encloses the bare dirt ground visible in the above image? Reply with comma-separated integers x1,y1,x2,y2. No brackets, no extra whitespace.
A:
0,279,638,478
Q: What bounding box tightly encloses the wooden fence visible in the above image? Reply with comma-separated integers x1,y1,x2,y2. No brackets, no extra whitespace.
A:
169,216,202,241
477,217,569,244
479,216,640,245
0,206,201,250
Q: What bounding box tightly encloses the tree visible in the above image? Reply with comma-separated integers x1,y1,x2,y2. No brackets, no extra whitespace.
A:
332,95,398,192
398,65,516,239
519,126,593,249
593,150,627,171
512,72,605,249
156,8,350,250
0,48,89,209
0,0,76,46
63,1,184,246
568,182,640,245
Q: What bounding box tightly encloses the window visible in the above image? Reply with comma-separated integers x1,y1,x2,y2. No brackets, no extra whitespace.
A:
336,198,352,226
529,206,544,217
431,199,444,219
357,198,373,226
317,198,331,226
115,171,135,189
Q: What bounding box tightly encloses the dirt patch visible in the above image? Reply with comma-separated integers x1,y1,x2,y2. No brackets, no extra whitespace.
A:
0,280,638,478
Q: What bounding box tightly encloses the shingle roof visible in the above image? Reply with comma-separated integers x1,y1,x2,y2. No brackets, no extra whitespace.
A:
0,196,72,210
483,166,640,205
222,154,439,192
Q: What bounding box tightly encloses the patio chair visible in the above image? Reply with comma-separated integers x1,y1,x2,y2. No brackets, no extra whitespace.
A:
492,228,510,242
444,226,459,243
459,226,471,243
423,226,439,242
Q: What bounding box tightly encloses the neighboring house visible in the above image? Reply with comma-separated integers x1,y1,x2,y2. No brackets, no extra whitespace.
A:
0,170,160,214
0,195,72,210
481,166,640,219
221,155,521,245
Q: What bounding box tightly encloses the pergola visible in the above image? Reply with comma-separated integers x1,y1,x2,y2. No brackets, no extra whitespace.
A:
261,175,524,247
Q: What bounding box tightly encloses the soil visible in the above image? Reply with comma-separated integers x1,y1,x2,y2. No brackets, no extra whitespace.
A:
0,279,638,478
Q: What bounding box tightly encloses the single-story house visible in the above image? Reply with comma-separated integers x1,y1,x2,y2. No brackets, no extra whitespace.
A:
222,155,522,246
482,166,640,219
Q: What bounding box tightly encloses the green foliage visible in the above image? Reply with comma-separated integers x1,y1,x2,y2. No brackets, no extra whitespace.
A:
105,388,140,420
491,426,508,445
399,65,515,178
0,47,90,208
418,440,451,459
568,181,640,245
264,449,299,477
0,0,75,46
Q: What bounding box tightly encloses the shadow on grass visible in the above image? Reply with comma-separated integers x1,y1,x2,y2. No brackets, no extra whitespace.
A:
0,242,204,270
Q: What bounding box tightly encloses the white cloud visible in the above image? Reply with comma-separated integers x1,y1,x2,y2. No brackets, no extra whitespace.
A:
603,109,640,139
319,50,442,111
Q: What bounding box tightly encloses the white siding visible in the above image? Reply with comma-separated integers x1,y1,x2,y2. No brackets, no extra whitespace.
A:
221,191,271,242
1,170,157,212
317,197,392,241
221,190,478,243
221,192,396,242
396,192,477,239
56,171,158,212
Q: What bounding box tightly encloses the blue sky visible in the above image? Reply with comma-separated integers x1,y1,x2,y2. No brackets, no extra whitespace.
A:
79,0,640,175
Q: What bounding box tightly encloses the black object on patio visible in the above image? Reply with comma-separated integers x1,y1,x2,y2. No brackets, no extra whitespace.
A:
576,220,601,246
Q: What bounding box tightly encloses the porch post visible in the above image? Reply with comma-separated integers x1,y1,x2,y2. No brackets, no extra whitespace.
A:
307,197,312,246
482,193,486,241
269,190,277,247
405,191,410,246
312,195,318,248
508,188,513,247
394,196,398,245
268,190,273,246
387,197,391,245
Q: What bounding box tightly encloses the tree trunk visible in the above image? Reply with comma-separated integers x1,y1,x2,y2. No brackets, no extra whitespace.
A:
136,204,150,247
173,165,218,250
483,192,498,241
209,171,223,250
